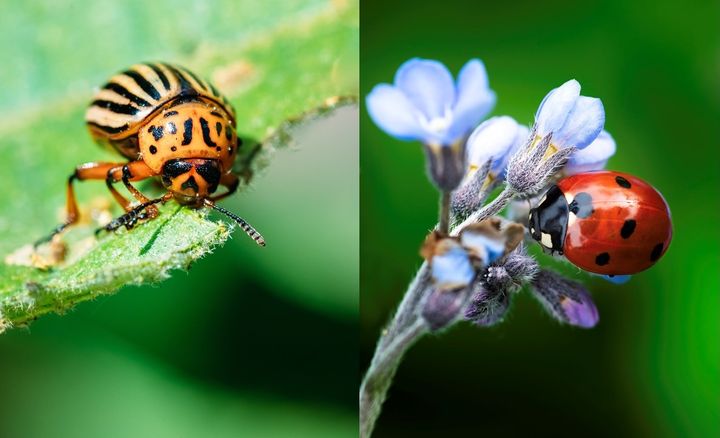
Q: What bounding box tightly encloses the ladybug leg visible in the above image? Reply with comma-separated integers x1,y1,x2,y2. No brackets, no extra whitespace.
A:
35,162,126,246
208,173,239,202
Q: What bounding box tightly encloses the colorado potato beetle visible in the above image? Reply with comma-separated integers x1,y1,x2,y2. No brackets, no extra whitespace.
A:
529,171,672,275
39,63,265,246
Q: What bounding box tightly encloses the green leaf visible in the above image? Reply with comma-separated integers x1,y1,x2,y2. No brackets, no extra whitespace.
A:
0,0,358,332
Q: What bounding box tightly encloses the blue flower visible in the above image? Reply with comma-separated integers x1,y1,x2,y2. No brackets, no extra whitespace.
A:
430,239,476,290
366,58,496,146
564,130,616,175
465,116,529,181
535,79,605,150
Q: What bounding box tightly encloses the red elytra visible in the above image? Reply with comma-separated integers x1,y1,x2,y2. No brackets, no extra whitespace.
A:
529,171,672,275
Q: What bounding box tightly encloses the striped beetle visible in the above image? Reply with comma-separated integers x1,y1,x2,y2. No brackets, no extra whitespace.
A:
38,63,265,247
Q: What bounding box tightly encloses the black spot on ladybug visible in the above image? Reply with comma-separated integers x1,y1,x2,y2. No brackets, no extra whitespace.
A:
226,125,233,141
216,146,222,152
149,145,157,154
167,121,177,134
568,192,594,218
163,110,178,118
171,146,177,152
620,219,636,239
615,176,631,188
650,243,664,261
148,125,164,141
595,252,610,266
228,146,233,154
216,121,223,136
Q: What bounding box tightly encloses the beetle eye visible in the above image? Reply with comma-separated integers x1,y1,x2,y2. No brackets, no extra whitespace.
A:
162,159,193,178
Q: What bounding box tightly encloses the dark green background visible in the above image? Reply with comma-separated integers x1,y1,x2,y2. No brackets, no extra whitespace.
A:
361,1,719,437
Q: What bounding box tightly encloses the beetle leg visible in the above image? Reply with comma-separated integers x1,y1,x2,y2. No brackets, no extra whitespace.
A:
99,192,172,234
36,162,126,245
106,160,158,218
208,172,239,202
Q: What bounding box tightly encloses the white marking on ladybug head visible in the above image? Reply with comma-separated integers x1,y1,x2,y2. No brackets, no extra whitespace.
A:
567,212,577,227
530,226,536,235
540,232,553,248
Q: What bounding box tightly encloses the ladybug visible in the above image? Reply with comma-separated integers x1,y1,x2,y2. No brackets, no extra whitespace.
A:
528,171,672,275
38,63,265,246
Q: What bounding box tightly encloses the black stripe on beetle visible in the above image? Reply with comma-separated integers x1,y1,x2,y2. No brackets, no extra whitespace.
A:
91,99,139,115
149,145,157,154
615,176,632,189
183,68,209,91
225,125,233,141
103,82,151,107
182,118,193,145
199,117,217,147
215,122,222,136
163,63,196,95
650,243,664,261
123,69,161,100
164,110,178,118
595,252,610,266
147,63,171,91
620,219,636,239
87,121,129,134
148,125,164,141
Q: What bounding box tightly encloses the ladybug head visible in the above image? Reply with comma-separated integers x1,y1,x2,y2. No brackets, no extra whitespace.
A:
528,185,568,253
160,158,221,204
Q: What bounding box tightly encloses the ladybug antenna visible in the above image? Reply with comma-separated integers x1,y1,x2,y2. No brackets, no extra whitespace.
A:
204,200,266,247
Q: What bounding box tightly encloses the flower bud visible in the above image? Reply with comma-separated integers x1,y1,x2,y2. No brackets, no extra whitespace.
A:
422,141,468,191
530,269,599,328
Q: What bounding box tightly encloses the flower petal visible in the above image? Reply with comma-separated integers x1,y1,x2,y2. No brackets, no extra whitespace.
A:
530,269,599,329
431,242,475,290
447,59,496,142
535,79,581,135
466,116,527,175
598,274,632,284
366,84,426,141
560,291,599,328
565,130,616,174
553,96,605,149
394,58,456,120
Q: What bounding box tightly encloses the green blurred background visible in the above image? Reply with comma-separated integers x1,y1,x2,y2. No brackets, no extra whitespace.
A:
0,1,357,437
361,0,719,437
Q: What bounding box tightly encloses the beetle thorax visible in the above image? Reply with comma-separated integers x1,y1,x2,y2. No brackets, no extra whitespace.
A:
137,98,237,174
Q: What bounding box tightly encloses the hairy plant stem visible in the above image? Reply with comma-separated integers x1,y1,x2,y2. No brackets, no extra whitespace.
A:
452,186,515,235
439,191,451,235
360,318,428,438
360,186,520,437
360,264,433,437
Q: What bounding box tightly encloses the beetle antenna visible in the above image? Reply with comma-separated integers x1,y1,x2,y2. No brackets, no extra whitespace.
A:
204,200,266,247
